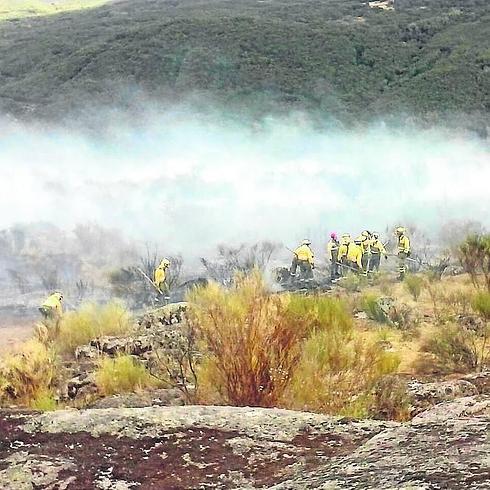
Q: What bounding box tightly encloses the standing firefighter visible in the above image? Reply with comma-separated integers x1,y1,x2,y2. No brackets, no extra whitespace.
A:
291,239,314,281
154,258,171,301
326,232,340,281
369,232,387,272
338,233,352,268
39,292,63,320
348,237,363,271
395,227,411,280
360,230,372,274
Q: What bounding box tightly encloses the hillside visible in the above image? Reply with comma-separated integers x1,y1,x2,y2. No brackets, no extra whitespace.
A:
0,0,488,128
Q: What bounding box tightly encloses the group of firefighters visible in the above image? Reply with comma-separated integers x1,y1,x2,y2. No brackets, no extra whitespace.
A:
291,226,411,282
39,228,411,320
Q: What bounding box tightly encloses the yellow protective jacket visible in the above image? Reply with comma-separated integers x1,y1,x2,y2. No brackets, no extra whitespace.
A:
326,240,339,261
154,266,167,287
371,239,387,256
398,235,410,254
360,238,371,254
347,243,363,268
338,241,350,261
42,293,63,315
294,244,314,265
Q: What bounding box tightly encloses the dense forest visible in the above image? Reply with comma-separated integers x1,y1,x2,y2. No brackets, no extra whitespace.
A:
0,0,488,130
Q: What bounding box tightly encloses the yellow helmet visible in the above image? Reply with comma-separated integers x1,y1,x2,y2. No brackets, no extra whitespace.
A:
302,239,311,245
396,227,406,235
160,258,171,267
361,230,370,238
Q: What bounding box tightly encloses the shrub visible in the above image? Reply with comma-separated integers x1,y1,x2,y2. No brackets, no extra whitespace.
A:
458,234,490,290
339,273,363,292
31,390,58,411
472,291,490,321
421,324,489,372
95,355,154,396
190,271,351,407
404,274,424,301
369,375,411,422
54,301,133,354
0,339,58,407
361,294,390,323
286,329,400,417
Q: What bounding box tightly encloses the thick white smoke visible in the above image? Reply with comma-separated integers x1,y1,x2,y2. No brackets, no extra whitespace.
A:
0,112,488,258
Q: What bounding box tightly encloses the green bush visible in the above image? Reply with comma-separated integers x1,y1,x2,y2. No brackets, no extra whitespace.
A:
472,291,490,321
95,355,154,396
404,274,425,301
361,294,390,324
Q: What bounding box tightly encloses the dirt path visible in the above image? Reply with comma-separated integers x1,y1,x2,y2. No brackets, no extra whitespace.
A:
0,319,34,356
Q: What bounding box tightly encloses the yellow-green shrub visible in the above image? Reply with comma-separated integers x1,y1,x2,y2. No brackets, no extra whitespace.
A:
95,355,154,396
472,291,490,321
55,301,133,354
286,329,400,417
0,339,58,408
404,274,425,301
190,271,352,407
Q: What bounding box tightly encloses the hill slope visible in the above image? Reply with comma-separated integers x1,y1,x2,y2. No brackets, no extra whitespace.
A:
0,0,488,127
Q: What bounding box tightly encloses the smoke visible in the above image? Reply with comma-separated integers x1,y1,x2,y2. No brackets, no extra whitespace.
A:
0,111,488,258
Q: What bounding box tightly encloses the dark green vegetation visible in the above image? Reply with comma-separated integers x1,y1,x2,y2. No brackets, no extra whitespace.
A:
0,0,488,128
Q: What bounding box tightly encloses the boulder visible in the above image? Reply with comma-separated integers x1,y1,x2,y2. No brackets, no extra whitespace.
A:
1,400,488,489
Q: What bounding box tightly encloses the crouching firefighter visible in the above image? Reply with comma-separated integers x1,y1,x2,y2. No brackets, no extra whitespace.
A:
291,239,314,281
39,292,63,320
395,227,411,280
154,258,171,302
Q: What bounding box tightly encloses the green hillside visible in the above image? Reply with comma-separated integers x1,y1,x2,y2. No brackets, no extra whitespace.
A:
0,0,488,128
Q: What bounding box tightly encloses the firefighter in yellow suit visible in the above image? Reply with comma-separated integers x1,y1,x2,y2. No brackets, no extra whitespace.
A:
369,232,388,272
154,258,171,299
396,227,411,280
291,239,314,281
347,238,363,271
39,292,63,320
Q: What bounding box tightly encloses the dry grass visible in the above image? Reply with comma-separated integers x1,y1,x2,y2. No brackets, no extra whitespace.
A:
95,354,155,396
286,328,400,417
190,271,352,408
52,301,133,355
0,339,58,409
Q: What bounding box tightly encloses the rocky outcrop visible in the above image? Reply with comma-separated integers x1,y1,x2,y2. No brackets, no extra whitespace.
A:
1,397,489,489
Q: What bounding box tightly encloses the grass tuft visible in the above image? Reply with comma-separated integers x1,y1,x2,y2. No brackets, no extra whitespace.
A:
95,354,154,396
53,301,133,354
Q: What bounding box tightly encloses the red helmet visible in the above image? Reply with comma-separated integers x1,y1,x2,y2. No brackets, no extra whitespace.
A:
330,232,337,240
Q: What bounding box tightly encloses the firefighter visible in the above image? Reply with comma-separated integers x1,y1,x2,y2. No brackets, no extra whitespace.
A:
291,239,314,281
395,227,411,280
338,233,351,268
360,230,372,274
347,237,363,271
326,232,340,280
39,292,63,320
369,232,388,272
154,258,171,300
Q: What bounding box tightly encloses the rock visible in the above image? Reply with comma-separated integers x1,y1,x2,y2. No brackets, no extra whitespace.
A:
462,371,490,394
137,302,189,330
407,379,479,415
1,401,488,488
274,395,490,489
411,395,490,424
88,389,185,409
